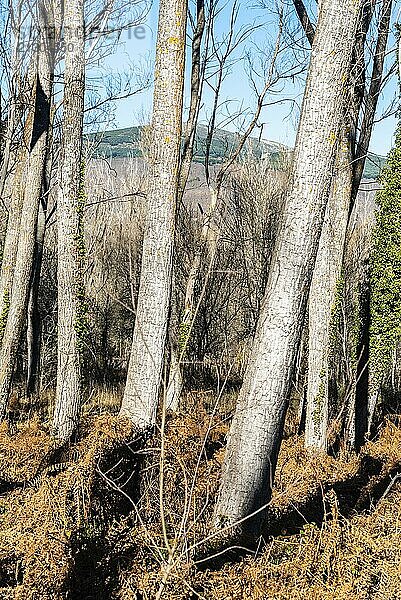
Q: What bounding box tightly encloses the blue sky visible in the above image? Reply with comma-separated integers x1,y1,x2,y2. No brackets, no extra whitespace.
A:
93,0,399,157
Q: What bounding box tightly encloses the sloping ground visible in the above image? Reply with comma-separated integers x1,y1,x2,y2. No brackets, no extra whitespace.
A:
200,425,401,600
0,403,399,599
118,415,401,600
0,416,134,600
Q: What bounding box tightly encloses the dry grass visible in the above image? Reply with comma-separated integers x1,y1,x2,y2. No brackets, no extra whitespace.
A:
0,397,399,599
118,410,401,600
0,414,133,599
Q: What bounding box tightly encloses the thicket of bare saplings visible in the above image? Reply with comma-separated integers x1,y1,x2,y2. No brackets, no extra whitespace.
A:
11,153,287,397
0,0,401,597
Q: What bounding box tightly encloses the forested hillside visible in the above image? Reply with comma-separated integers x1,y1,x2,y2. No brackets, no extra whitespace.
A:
88,125,386,178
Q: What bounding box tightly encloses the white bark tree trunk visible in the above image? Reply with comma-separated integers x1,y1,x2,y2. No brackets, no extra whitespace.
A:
343,203,373,450
120,0,187,428
26,199,46,398
0,73,37,343
0,1,55,416
0,169,25,341
214,0,363,535
306,0,392,452
305,133,352,451
165,0,206,413
52,0,85,441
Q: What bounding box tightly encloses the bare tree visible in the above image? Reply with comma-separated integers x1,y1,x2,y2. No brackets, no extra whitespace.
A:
52,0,86,441
342,0,394,450
166,0,303,411
297,0,393,451
165,0,207,411
0,3,35,342
305,131,353,450
214,0,364,536
119,0,188,428
0,0,56,416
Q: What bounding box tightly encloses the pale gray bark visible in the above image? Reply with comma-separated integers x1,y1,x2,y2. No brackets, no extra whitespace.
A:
0,167,25,341
0,1,26,200
214,0,363,535
178,0,205,196
344,0,392,445
0,73,37,343
0,107,17,203
120,0,187,428
0,1,55,416
367,388,380,437
352,0,392,197
26,101,56,398
303,0,388,452
52,0,85,441
166,0,206,412
305,134,352,451
26,198,46,397
343,193,374,450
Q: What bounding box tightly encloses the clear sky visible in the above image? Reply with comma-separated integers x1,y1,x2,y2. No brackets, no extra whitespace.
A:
92,0,399,157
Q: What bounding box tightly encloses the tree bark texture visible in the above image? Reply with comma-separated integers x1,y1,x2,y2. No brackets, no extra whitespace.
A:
0,73,37,345
120,0,187,428
343,190,375,450
0,1,55,416
214,0,364,535
26,200,46,398
52,0,86,441
352,0,392,199
166,0,206,412
304,0,388,452
305,132,353,451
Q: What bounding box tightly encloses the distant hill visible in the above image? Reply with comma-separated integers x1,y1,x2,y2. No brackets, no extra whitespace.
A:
363,153,386,180
86,125,386,180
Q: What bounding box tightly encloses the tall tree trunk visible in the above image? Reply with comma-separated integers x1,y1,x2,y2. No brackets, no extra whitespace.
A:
352,0,392,198
0,0,25,200
0,1,55,416
343,193,373,449
26,102,55,398
0,69,37,344
305,132,353,451
52,0,85,441
342,0,392,447
166,0,206,412
213,0,363,536
26,199,46,398
120,0,187,428
0,164,25,343
304,0,388,452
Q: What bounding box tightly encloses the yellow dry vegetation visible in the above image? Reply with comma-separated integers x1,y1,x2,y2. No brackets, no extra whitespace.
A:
119,413,401,600
0,400,399,599
0,415,133,600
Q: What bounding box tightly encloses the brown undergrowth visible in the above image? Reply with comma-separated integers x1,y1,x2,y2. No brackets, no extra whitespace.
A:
0,398,399,599
117,412,401,600
0,415,134,599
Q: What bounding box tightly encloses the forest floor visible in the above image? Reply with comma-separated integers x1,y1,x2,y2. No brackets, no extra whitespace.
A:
0,390,399,599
